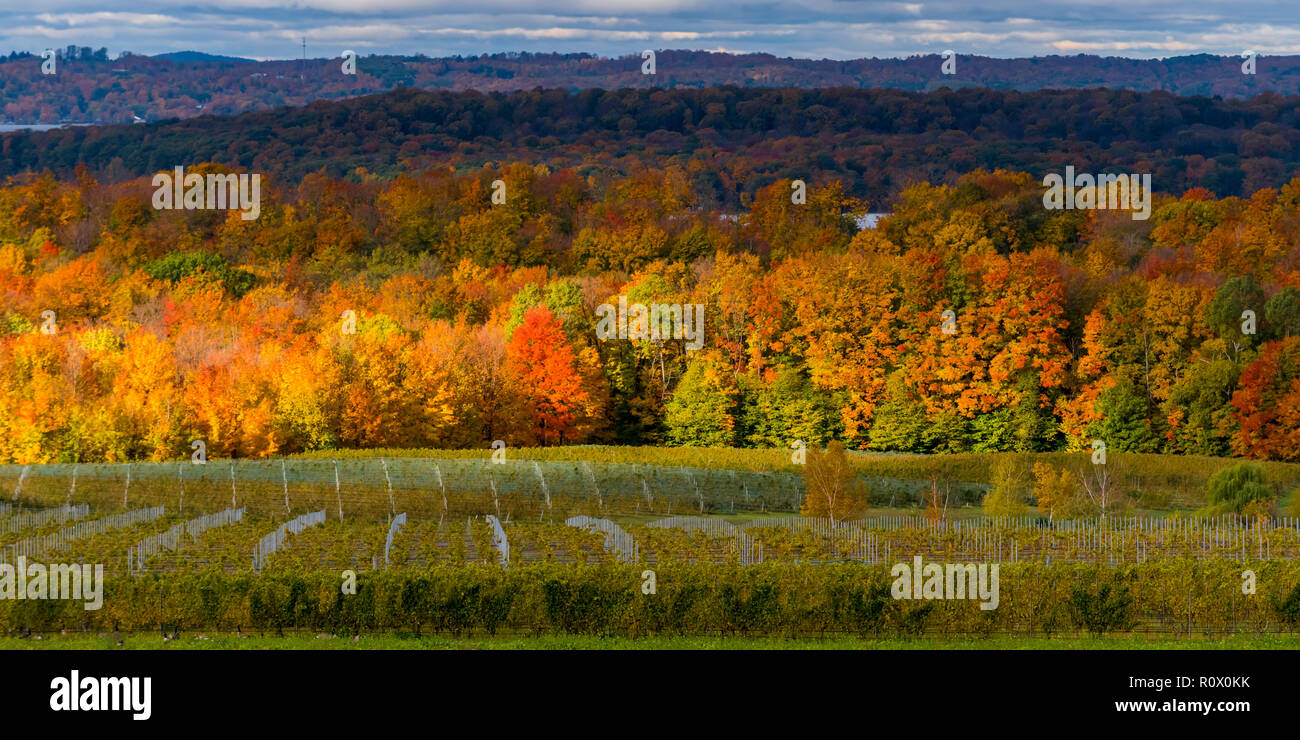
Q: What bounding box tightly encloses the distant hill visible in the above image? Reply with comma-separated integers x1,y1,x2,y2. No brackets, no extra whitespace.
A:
0,51,1298,125
152,51,255,64
2,85,1297,205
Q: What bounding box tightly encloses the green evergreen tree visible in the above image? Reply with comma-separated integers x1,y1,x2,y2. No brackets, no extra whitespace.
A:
1264,287,1300,341
1093,377,1160,453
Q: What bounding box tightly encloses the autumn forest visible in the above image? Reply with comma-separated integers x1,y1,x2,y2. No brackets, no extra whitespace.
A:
1,157,1298,465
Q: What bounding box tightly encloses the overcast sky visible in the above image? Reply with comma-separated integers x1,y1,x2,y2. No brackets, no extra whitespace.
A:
2,1,1298,61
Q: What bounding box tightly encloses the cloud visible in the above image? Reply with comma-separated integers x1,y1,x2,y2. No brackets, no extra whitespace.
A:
1,1,1297,59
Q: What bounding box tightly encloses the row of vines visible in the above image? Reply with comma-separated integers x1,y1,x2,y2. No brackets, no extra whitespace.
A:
9,509,1300,574
4,561,1300,637
7,450,1298,520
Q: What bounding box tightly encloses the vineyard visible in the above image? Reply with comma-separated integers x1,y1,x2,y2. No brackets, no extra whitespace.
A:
6,449,1300,520
4,453,1300,639
0,456,809,521
3,561,1300,638
297,446,1300,507
7,505,1300,576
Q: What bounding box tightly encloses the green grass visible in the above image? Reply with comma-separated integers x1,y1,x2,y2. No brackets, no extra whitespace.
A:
5,633,1300,650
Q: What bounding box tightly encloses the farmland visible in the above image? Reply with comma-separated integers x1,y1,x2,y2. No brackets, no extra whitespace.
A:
3,449,1300,642
7,446,1300,520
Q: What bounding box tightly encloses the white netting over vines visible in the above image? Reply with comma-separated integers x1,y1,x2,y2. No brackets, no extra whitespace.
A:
127,507,245,573
2,506,165,564
0,458,806,519
566,516,639,563
252,510,326,571
384,512,407,567
0,504,90,535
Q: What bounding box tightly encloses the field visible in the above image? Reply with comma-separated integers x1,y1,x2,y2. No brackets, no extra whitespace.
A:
4,449,1300,644
7,446,1300,520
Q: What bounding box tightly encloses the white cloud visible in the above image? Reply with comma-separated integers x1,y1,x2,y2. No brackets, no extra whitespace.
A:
1,1,1297,60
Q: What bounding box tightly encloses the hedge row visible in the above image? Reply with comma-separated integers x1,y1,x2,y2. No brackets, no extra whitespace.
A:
3,561,1300,637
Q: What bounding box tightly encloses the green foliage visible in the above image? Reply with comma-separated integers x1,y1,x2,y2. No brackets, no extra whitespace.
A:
2,313,33,335
505,283,543,336
1094,377,1161,453
1163,359,1240,457
1204,462,1273,515
982,456,1029,516
4,561,1285,638
969,409,1014,453
1208,276,1265,351
506,279,589,340
356,314,405,342
1068,582,1136,636
664,358,739,447
1263,287,1300,340
1007,373,1062,452
1272,583,1300,626
142,251,257,297
741,368,840,448
867,375,929,453
543,280,586,335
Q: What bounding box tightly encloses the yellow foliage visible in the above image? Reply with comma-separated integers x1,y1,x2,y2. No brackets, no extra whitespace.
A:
800,441,867,522
1032,461,1079,519
983,455,1029,516
0,243,27,274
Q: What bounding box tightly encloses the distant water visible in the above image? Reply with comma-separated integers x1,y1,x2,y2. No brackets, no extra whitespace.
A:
0,123,94,132
856,213,890,229
718,212,891,229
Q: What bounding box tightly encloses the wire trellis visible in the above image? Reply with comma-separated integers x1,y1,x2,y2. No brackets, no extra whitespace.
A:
127,507,245,574
252,510,327,572
565,515,640,564
2,506,164,564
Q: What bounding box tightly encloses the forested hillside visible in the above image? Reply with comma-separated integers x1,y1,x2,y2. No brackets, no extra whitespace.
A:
1,165,1297,464
3,85,1300,205
2,50,1299,125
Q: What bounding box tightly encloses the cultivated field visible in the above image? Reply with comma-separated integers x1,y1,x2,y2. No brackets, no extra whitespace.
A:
3,449,1300,643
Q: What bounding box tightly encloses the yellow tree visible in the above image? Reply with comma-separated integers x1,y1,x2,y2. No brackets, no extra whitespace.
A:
800,441,867,523
1032,462,1079,521
776,249,903,446
982,455,1029,516
107,328,181,460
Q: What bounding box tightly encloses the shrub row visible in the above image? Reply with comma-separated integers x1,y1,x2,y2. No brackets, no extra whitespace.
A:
3,560,1300,637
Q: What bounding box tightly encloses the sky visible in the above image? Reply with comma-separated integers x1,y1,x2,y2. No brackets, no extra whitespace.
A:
0,1,1297,61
